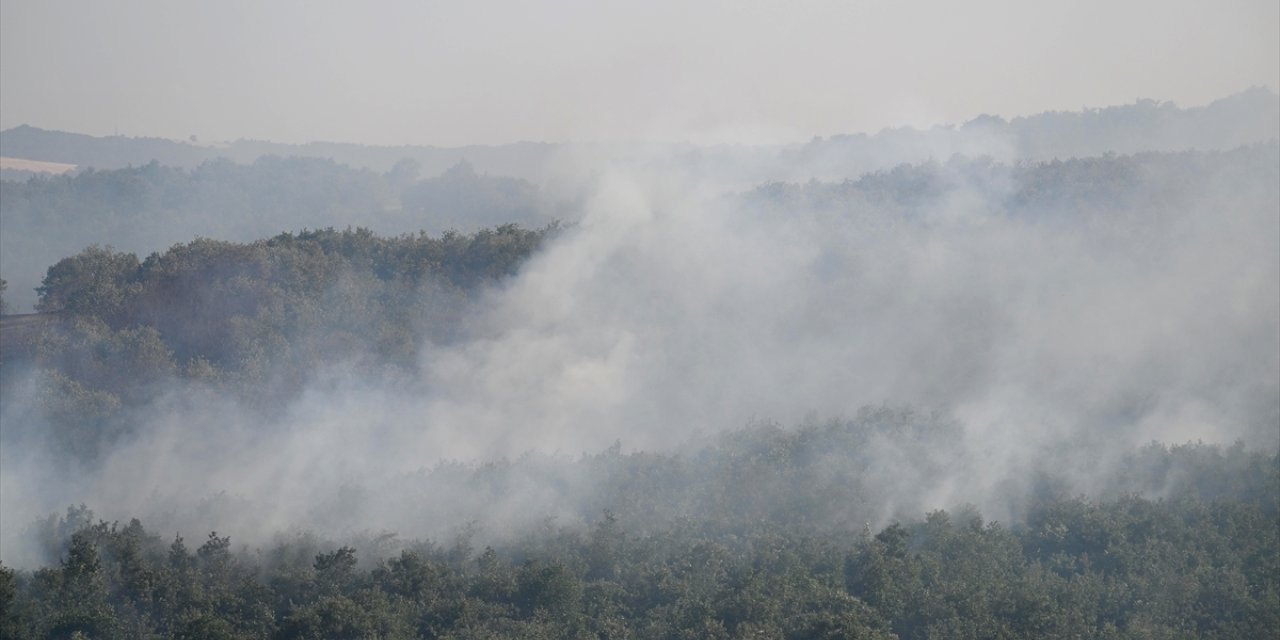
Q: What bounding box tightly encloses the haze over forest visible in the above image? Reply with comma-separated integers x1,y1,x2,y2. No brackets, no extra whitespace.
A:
0,1,1277,637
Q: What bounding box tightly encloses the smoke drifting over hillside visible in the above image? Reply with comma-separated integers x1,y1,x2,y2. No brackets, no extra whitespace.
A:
2,137,1276,567
3,89,1277,316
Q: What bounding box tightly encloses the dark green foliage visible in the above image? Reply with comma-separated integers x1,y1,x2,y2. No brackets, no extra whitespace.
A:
4,442,1274,639
35,246,141,321
12,224,552,449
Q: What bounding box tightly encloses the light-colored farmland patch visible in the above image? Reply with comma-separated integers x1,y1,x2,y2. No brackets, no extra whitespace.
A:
0,156,77,174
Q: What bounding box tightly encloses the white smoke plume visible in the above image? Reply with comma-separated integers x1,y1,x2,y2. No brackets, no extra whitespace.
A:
2,143,1276,567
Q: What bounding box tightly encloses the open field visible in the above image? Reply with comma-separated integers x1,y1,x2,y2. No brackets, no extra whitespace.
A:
0,156,77,174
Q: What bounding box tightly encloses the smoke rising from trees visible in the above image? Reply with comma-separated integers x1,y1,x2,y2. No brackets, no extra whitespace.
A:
1,138,1275,569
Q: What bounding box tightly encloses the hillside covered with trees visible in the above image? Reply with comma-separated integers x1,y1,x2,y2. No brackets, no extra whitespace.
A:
1,129,1277,638
2,223,555,464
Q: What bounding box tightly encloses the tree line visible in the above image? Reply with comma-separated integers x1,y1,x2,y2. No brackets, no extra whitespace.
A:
0,156,561,313
2,429,1275,639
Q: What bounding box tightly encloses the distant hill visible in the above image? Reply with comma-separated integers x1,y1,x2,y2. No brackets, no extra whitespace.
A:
764,87,1280,181
0,125,559,180
3,88,1276,184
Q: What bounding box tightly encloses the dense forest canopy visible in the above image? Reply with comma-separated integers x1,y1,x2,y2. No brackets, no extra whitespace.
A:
11,224,552,431
1,430,1275,639
1,94,1278,637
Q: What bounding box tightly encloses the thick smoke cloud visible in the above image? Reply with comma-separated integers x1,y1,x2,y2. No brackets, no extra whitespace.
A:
427,148,1279,451
2,142,1277,568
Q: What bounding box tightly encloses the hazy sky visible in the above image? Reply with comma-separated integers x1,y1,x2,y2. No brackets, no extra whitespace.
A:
2,0,1277,146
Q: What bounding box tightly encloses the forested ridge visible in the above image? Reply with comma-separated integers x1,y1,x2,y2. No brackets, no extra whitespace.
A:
1,223,554,463
0,157,561,313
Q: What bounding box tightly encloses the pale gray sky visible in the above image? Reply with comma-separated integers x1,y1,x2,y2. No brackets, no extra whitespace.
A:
1,0,1277,146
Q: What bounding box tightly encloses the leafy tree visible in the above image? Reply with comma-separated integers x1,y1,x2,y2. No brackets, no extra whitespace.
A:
36,246,141,321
